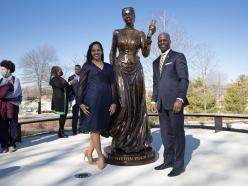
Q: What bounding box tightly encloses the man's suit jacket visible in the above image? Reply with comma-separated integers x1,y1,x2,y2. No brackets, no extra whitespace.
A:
68,74,79,102
152,49,189,111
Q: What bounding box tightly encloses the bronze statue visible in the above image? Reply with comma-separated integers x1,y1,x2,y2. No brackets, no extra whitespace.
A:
110,7,156,153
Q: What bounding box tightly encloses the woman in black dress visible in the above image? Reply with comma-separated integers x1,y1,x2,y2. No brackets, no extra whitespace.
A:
77,41,116,169
49,66,76,138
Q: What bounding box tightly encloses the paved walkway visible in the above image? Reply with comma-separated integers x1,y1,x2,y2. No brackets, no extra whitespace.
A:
0,128,247,186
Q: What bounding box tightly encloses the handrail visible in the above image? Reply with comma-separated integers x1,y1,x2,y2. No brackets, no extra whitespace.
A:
148,112,248,119
19,113,248,133
149,113,248,132
19,115,72,124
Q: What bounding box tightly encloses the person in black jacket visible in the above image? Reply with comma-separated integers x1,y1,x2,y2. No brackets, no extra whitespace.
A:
49,66,76,138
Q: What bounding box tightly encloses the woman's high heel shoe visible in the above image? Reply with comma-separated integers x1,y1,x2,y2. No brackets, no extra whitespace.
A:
97,156,105,170
84,150,96,164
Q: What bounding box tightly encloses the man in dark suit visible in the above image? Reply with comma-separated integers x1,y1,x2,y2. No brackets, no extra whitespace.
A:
151,32,189,177
68,64,88,135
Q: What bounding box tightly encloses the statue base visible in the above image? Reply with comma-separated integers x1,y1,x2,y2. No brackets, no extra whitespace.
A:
104,146,158,166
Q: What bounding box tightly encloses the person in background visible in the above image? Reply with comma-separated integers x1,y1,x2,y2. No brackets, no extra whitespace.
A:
68,64,88,135
0,60,22,153
49,66,77,138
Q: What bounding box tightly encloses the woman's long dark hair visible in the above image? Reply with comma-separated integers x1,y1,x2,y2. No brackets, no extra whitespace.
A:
86,41,104,62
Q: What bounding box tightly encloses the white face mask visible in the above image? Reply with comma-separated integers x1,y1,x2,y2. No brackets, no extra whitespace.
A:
0,67,10,78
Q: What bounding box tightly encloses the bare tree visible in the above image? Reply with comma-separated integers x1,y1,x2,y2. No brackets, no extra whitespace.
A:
60,63,74,80
151,11,193,58
139,10,220,114
71,55,86,65
190,43,218,112
60,55,86,80
141,10,194,89
208,71,228,111
20,45,58,114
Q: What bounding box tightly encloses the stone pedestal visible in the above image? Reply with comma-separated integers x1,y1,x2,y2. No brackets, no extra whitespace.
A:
104,146,158,166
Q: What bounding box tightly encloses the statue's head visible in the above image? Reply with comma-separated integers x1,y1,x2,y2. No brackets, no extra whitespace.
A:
122,7,135,26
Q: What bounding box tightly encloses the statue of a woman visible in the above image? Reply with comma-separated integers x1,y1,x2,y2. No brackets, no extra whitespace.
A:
110,7,156,153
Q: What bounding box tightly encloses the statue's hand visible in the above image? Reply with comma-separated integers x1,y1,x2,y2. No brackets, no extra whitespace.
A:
148,20,156,38
149,24,156,35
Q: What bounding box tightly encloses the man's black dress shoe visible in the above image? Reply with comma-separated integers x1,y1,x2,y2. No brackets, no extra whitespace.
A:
154,162,173,170
58,132,68,138
168,167,185,177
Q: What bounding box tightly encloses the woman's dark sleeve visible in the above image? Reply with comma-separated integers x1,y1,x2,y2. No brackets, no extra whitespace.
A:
51,77,69,89
77,63,89,105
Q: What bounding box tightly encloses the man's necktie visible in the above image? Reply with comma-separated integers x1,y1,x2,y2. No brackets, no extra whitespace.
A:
159,54,165,75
